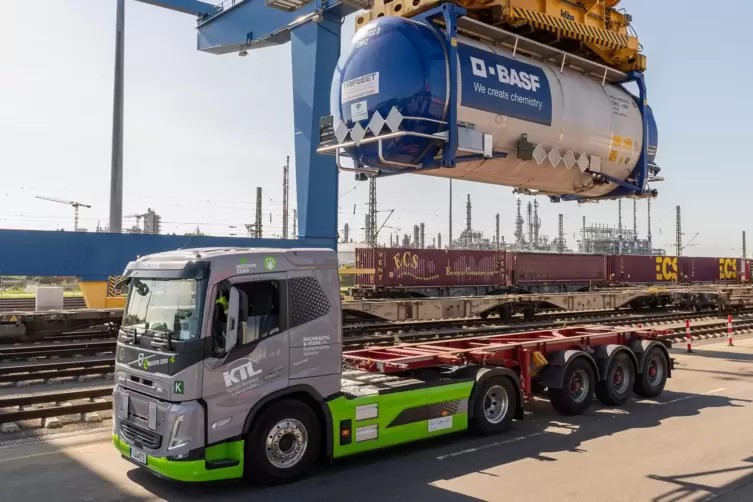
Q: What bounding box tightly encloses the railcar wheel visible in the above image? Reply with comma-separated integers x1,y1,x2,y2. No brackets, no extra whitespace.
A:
548,358,595,416
472,376,517,435
244,400,321,485
634,347,668,398
498,305,512,322
595,352,635,406
523,306,536,322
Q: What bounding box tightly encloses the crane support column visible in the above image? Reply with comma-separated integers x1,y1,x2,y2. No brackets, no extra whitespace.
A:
291,14,342,249
109,0,125,234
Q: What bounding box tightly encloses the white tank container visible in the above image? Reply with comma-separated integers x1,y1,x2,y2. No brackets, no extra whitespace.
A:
330,17,659,199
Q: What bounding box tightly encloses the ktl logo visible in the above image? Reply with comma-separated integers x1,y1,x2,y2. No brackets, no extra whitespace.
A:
223,360,262,388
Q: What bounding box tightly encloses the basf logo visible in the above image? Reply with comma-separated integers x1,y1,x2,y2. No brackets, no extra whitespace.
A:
459,44,553,126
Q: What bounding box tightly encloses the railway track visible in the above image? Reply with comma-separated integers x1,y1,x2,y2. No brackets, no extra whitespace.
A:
0,357,114,384
0,297,86,312
0,340,116,360
4,308,752,361
3,311,753,430
341,308,753,348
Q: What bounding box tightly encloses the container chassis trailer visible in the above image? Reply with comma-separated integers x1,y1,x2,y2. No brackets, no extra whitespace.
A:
112,247,674,486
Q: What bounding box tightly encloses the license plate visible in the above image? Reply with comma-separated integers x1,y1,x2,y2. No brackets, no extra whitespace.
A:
130,448,147,464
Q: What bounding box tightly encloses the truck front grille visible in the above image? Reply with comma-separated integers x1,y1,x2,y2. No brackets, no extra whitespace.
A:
121,420,162,450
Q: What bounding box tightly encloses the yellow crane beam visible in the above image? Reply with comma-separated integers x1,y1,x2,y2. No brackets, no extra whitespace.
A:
355,0,646,72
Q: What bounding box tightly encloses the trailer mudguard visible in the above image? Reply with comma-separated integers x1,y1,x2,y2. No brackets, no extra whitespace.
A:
629,340,673,378
241,384,334,456
593,345,640,382
452,366,524,420
535,350,599,390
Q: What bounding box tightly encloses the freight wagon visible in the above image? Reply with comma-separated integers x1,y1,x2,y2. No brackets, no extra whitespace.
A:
510,252,607,289
607,255,748,287
350,248,748,299
353,248,509,298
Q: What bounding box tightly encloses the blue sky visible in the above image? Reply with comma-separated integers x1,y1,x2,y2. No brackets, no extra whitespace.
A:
1,1,751,256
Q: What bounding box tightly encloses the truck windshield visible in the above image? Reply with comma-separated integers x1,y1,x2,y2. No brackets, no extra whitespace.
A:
123,278,205,341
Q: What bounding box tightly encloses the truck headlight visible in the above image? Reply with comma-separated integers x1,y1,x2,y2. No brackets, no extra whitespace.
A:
168,415,191,450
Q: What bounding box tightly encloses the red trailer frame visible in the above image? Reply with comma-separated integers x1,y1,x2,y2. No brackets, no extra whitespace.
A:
344,325,672,399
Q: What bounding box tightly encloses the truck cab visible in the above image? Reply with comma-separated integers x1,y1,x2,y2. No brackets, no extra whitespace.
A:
112,247,344,483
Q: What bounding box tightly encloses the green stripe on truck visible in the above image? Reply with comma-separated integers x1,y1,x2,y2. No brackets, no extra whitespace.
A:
327,381,474,457
113,435,244,482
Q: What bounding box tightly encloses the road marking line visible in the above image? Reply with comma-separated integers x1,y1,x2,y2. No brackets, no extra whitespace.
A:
0,450,66,463
651,387,727,406
436,432,544,460
0,435,113,463
437,388,728,460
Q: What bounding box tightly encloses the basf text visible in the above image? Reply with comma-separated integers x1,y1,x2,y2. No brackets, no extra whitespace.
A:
459,44,552,127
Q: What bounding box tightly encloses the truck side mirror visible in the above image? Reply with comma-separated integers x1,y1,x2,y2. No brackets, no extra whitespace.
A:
224,287,248,354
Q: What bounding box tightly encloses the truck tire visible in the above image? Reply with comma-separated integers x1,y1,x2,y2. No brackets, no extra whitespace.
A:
472,376,517,435
595,352,635,406
548,358,595,416
244,399,321,485
634,347,668,398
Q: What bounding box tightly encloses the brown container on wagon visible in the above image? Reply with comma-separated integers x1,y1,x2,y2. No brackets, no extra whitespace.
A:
354,248,505,288
682,256,741,283
609,254,678,284
509,252,607,285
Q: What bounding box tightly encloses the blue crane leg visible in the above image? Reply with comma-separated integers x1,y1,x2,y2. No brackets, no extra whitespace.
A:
290,14,342,250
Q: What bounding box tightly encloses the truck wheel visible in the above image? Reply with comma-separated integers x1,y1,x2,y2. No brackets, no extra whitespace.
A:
548,358,595,416
472,376,517,435
595,352,635,406
634,347,668,398
244,399,321,485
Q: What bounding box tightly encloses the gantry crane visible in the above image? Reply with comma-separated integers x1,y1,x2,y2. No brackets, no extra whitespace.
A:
35,195,92,231
356,0,645,72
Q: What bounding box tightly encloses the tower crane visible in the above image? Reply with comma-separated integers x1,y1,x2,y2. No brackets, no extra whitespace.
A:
35,195,91,231
124,213,147,233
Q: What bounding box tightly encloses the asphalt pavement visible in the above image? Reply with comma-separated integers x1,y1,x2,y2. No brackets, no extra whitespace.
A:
1,337,752,502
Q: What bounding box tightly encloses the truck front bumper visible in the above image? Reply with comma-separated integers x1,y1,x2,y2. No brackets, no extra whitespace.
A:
113,435,244,482
112,384,244,482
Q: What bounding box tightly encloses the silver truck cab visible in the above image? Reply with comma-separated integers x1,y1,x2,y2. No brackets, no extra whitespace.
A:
112,247,342,482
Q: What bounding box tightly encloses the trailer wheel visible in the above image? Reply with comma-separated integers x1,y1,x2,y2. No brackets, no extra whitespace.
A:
472,376,517,435
548,358,595,416
635,347,668,398
244,399,321,485
595,352,635,406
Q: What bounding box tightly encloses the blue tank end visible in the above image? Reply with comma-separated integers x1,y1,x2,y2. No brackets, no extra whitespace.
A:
330,17,448,169
644,104,658,165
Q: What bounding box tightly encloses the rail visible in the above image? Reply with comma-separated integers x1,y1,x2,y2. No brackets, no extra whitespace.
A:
0,386,112,424
2,314,752,426
0,358,114,384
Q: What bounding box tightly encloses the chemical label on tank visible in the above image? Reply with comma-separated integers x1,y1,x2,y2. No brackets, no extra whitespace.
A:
607,90,634,119
351,100,369,122
341,73,380,103
458,44,552,126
